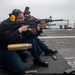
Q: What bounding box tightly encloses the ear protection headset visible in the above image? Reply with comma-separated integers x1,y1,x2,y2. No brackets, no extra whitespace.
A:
9,9,22,22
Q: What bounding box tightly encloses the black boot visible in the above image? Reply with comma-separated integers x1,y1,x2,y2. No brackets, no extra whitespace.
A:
44,49,57,55
33,59,48,67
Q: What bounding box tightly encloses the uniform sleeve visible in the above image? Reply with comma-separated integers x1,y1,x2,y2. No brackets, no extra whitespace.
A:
0,23,21,44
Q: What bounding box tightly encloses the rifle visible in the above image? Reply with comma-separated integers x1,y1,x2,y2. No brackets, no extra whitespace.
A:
11,20,39,38
11,18,63,29
34,18,63,23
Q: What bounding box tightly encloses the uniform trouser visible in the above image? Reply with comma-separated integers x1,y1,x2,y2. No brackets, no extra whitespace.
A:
0,50,28,74
34,37,48,51
0,38,43,74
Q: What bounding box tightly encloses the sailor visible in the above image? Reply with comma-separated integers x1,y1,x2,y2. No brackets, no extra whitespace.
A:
0,9,49,74
23,7,57,56
23,6,30,19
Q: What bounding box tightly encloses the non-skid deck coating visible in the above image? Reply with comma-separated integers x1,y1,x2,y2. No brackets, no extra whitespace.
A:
0,53,71,75
0,29,75,75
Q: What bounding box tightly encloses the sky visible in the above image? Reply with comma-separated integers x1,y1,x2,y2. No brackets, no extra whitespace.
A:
0,0,75,28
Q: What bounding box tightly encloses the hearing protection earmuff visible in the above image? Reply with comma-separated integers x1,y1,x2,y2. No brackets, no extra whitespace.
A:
10,14,16,22
9,9,22,22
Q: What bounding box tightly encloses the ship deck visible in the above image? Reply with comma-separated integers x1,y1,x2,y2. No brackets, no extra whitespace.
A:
1,28,75,75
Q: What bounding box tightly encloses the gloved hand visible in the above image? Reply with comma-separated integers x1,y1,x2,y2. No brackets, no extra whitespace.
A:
22,30,34,39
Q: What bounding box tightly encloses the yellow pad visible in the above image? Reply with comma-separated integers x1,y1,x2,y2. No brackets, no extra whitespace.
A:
8,43,32,50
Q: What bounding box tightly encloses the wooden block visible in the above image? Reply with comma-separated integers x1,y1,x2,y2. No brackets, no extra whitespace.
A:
52,55,57,60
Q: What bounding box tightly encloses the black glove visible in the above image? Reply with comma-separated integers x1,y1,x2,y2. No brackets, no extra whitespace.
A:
22,30,34,39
